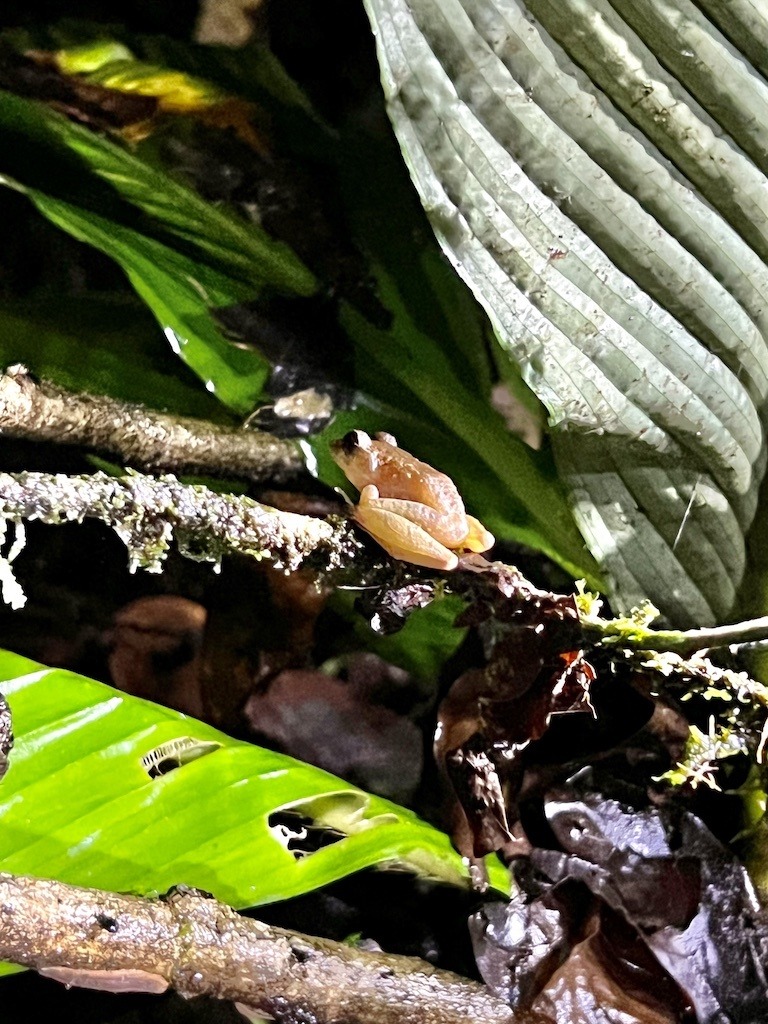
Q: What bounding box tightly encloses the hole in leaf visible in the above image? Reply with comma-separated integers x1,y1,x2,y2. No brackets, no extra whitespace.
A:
268,810,345,860
141,737,221,779
268,793,400,859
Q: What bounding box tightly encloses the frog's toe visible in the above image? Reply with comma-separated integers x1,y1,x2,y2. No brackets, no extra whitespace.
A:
461,516,495,554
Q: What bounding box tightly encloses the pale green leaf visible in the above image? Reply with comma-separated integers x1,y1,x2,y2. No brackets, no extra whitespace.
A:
0,649,509,914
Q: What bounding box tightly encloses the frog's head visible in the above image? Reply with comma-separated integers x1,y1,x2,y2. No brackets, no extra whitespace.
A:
330,430,380,491
331,428,387,483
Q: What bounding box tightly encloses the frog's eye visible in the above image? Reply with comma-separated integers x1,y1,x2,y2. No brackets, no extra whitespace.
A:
374,431,398,447
349,429,372,451
335,429,372,458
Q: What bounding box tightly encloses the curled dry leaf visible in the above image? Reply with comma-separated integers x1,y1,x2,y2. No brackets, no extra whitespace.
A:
526,792,768,1024
444,734,517,861
472,884,693,1023
469,889,569,1010
530,902,691,1024
355,581,437,635
436,619,596,860
452,558,581,629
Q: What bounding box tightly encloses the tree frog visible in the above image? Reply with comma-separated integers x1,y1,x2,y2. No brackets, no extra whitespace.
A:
330,430,494,570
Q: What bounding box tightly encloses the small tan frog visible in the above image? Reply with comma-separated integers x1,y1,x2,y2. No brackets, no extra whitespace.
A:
331,430,494,570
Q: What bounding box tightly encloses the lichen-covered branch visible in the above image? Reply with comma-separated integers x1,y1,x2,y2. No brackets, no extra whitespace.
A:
0,873,520,1024
4,466,768,663
0,365,303,483
1,468,767,788
0,470,360,606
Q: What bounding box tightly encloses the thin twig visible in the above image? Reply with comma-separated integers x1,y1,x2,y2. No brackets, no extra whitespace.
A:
583,614,768,655
0,365,304,483
0,873,521,1024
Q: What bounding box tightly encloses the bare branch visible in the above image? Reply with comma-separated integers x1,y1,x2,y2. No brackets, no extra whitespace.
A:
0,873,520,1024
0,365,304,483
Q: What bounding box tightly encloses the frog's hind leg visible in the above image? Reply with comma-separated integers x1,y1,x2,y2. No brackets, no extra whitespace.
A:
353,503,459,570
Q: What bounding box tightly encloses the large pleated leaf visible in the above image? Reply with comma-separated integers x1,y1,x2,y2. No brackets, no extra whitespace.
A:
0,650,505,913
362,0,768,625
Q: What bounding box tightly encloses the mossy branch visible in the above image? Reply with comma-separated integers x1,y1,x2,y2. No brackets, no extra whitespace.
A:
1,467,767,785
2,465,768,666
582,610,768,656
0,470,361,607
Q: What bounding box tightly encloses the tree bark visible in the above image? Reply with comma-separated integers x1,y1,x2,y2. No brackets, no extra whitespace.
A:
0,364,303,483
0,873,522,1024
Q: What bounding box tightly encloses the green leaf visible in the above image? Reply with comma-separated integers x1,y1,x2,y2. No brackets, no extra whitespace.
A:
0,88,316,296
362,0,768,624
82,57,227,110
609,0,768,180
54,39,135,73
336,125,497,402
0,294,228,420
0,649,509,916
329,590,468,684
1,180,271,415
325,118,598,581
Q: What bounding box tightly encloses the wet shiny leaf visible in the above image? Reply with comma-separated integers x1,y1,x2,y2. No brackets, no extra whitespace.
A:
533,793,768,1024
0,647,508,931
2,184,270,414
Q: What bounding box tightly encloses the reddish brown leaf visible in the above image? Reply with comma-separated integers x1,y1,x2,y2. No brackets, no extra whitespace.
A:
107,596,206,718
444,735,515,859
244,668,423,803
